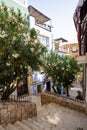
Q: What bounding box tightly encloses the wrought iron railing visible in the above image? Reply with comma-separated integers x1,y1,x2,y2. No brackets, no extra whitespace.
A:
0,94,31,102
46,91,86,104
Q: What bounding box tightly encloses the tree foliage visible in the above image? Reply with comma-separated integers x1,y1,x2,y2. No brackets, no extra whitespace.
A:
44,52,80,96
0,2,47,99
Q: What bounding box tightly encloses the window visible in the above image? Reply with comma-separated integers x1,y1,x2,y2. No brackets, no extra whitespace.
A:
38,35,49,46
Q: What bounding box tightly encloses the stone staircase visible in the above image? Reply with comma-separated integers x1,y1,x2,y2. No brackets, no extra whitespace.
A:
0,96,87,130
0,103,67,130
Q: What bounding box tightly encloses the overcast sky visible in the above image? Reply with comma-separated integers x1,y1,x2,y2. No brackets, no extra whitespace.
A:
27,0,79,43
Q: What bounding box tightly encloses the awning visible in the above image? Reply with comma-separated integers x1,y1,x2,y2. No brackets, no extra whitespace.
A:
28,5,51,24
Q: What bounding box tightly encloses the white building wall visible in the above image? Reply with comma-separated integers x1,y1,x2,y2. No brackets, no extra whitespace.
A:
29,16,53,51
59,40,68,47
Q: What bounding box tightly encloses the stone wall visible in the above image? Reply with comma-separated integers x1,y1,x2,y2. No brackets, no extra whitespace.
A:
41,92,86,113
0,102,37,126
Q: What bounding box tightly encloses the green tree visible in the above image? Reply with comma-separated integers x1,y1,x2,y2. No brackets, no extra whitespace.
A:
44,52,80,96
0,3,47,100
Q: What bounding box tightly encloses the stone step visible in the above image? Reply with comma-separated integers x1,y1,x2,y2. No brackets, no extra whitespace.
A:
37,104,67,120
14,121,31,130
22,119,39,130
26,116,66,130
37,115,62,130
5,123,19,130
23,118,52,130
37,104,59,117
37,105,49,115
0,125,5,130
27,118,45,129
32,117,53,129
51,126,66,130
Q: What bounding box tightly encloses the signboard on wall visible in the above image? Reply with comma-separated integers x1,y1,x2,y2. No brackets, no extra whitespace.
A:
13,0,27,7
77,53,87,64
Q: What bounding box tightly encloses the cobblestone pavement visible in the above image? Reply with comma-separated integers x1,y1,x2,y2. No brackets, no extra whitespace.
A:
30,95,87,130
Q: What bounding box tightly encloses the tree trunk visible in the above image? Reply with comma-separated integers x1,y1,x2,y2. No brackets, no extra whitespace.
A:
52,84,57,93
1,86,16,100
46,81,51,92
66,86,69,97
1,92,10,100
1,80,19,100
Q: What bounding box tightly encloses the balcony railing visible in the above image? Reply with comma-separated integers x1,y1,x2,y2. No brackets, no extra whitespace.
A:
36,23,52,32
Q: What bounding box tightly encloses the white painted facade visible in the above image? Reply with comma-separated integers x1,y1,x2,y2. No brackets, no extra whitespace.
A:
29,13,53,51
13,0,28,7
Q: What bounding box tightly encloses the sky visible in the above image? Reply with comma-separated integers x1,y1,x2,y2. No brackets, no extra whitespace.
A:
27,0,79,43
